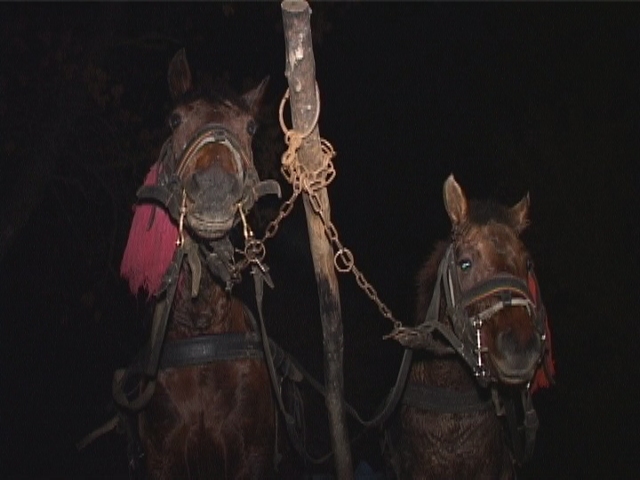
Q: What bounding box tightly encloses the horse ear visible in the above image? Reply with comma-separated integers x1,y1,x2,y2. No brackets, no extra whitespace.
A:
443,174,468,226
510,193,530,233
242,76,269,117
168,48,193,101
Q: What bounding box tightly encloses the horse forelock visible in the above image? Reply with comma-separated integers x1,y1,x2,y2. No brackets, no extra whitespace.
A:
451,199,528,276
172,81,253,116
467,200,515,228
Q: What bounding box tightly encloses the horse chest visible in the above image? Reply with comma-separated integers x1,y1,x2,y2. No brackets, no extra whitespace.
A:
140,362,275,479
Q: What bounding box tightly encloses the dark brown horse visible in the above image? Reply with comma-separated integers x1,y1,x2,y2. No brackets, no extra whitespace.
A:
115,49,281,479
385,175,554,480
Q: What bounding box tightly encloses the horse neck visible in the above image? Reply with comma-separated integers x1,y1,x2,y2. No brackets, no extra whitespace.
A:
167,266,249,339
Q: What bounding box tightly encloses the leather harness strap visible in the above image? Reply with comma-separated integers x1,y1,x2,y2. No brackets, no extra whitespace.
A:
158,332,264,368
402,383,493,414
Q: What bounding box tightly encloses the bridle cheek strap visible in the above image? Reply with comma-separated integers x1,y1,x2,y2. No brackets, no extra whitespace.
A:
175,124,246,196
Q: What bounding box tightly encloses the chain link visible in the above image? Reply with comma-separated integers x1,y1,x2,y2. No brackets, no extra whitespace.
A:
176,189,187,247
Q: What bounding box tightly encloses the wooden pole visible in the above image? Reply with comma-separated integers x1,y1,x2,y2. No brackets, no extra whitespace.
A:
280,2,354,479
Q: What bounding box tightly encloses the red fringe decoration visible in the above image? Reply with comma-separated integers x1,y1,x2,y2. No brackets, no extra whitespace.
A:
527,272,556,393
530,318,555,394
528,272,556,394
120,162,178,297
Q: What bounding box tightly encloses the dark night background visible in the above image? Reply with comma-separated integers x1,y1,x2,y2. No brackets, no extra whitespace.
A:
1,2,638,479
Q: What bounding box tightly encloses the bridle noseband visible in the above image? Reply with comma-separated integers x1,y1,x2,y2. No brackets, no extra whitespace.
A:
175,124,247,180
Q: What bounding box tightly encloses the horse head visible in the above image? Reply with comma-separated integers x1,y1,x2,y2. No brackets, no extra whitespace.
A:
121,49,280,297
153,48,271,240
439,174,548,387
386,175,555,479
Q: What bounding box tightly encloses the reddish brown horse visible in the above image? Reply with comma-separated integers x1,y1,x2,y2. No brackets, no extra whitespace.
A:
116,49,281,479
385,175,554,480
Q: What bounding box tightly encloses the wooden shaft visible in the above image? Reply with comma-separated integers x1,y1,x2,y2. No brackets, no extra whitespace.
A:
281,2,354,478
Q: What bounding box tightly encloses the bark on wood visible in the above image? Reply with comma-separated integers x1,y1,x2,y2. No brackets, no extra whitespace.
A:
281,2,354,478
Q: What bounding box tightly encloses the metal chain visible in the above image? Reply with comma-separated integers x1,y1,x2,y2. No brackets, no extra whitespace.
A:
268,88,403,331
176,189,187,247
236,86,403,330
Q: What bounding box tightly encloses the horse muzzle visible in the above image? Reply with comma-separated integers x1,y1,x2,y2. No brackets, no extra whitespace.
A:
452,271,547,386
136,124,281,242
486,320,544,385
174,127,246,240
183,161,244,240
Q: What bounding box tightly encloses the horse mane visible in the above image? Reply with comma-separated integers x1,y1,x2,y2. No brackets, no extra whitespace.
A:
415,241,449,326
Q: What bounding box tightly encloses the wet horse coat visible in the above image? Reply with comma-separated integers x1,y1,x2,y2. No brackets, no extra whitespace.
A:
118,50,277,479
386,175,554,480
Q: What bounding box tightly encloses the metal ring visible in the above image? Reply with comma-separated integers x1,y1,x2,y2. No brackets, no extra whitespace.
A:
278,82,321,139
334,248,354,273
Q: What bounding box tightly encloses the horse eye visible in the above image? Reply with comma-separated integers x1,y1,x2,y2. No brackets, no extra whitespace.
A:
168,113,182,130
246,120,257,136
458,259,472,272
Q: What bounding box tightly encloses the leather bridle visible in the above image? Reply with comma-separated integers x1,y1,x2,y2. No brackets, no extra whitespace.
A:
414,244,547,386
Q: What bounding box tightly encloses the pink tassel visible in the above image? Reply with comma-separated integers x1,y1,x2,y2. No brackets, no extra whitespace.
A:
120,162,178,297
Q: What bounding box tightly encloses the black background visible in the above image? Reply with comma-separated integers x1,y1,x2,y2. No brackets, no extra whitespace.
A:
1,3,638,479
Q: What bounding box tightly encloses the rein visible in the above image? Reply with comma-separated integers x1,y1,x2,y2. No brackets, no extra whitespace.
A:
248,258,414,465
402,383,493,414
